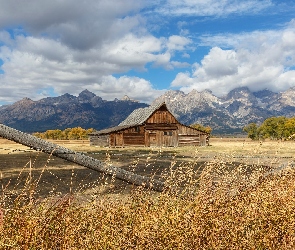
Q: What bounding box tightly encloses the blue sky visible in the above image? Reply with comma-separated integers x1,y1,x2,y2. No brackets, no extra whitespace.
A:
0,0,295,105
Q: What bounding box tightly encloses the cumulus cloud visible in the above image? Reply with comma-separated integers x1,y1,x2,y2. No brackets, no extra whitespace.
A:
0,31,185,103
171,21,295,96
0,0,145,50
0,35,154,102
87,76,166,103
0,0,293,105
0,0,194,104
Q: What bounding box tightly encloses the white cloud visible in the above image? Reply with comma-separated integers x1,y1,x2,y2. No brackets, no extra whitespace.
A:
0,0,146,50
166,35,192,51
156,0,273,17
0,0,194,104
172,22,295,96
193,47,238,78
87,76,166,103
0,31,182,103
102,33,162,70
0,0,293,105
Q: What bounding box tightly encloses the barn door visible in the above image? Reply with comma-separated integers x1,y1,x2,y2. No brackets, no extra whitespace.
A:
163,131,177,147
149,132,157,147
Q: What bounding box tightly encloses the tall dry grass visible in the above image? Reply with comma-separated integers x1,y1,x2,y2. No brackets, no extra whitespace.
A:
1,152,295,249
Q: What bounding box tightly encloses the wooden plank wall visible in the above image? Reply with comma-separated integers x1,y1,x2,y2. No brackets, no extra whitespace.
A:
177,124,208,146
123,133,145,146
146,109,178,124
89,135,109,146
110,133,124,147
162,130,178,147
109,126,146,147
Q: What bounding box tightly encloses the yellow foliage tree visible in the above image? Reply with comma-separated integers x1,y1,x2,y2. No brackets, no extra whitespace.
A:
33,127,94,140
190,123,212,134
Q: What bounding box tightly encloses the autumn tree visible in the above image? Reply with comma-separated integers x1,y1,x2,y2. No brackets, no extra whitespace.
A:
283,117,295,138
243,123,259,140
33,127,94,140
244,116,295,140
259,117,287,140
190,123,212,134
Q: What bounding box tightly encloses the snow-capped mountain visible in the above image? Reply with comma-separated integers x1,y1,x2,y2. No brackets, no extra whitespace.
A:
153,87,295,134
1,87,295,134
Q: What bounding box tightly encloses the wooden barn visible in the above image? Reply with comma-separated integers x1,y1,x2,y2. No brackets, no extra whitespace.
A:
89,102,209,147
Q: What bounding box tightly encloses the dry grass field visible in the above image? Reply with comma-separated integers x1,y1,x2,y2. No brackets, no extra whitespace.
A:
1,137,295,249
1,137,294,198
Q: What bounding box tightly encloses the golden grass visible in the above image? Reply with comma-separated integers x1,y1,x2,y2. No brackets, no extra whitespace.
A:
1,162,295,249
1,138,295,249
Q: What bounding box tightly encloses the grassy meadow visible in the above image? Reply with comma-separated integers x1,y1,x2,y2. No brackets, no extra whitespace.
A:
1,137,295,249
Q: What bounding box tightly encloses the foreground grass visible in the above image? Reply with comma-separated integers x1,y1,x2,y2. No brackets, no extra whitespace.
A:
1,160,295,249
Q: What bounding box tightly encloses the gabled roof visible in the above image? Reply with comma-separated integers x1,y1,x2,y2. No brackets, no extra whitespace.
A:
90,102,169,135
119,102,166,126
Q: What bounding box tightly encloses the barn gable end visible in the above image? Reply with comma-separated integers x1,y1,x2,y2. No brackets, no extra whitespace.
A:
89,102,209,147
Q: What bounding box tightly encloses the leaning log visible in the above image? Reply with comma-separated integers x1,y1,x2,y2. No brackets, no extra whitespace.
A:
0,124,166,192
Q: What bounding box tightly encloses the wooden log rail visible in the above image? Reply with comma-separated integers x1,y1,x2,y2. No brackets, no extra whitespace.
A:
0,124,166,192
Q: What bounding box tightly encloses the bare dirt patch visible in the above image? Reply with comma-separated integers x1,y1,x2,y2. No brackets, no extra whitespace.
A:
1,138,295,199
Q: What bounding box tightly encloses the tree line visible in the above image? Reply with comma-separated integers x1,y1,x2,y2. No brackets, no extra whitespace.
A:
243,116,295,140
33,127,94,140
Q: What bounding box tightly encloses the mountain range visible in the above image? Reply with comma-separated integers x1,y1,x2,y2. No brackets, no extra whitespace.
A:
152,87,295,134
1,87,295,134
0,90,148,133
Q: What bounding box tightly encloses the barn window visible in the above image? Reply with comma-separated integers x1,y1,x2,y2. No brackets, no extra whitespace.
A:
134,126,140,133
164,131,172,136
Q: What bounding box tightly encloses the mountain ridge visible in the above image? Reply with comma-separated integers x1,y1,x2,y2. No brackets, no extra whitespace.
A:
0,90,148,132
152,86,295,134
1,87,295,134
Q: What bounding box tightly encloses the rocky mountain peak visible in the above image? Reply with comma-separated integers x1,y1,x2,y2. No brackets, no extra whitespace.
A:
122,95,131,101
78,89,96,101
279,87,295,106
57,93,76,103
14,97,35,107
253,89,276,98
225,86,252,100
202,89,213,94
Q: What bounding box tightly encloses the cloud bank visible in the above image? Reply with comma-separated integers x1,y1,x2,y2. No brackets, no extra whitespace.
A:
0,0,294,104
171,20,295,96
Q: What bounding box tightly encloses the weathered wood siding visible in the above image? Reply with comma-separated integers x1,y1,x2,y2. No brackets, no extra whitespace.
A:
144,108,179,147
110,133,124,147
109,126,145,147
89,134,109,146
162,130,178,147
145,130,178,147
123,133,145,146
146,106,178,124
177,124,208,146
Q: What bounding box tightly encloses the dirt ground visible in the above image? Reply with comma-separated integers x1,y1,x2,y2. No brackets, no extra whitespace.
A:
1,137,295,199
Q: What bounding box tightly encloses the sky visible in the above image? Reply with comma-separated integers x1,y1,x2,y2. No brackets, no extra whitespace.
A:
0,0,295,105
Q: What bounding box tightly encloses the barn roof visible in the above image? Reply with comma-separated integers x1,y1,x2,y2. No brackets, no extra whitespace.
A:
119,102,166,126
90,125,133,135
90,102,169,135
